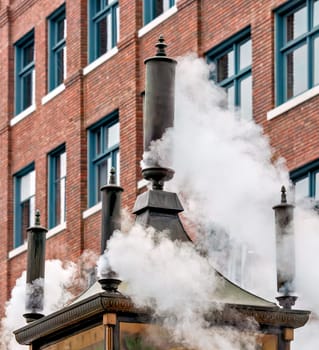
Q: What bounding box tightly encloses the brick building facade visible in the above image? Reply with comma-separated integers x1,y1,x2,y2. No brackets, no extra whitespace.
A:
0,0,318,317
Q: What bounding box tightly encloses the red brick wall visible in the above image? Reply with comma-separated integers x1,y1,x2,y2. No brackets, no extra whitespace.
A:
0,0,318,318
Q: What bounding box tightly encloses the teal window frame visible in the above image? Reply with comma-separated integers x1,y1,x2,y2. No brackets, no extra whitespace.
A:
88,0,119,63
87,111,120,207
48,4,66,92
291,159,319,200
14,163,35,248
275,0,319,105
48,144,66,229
14,30,35,115
206,27,252,119
143,0,175,25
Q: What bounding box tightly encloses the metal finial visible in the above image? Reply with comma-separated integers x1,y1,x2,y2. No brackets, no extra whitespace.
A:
281,186,287,204
35,210,41,226
108,167,116,185
155,35,167,57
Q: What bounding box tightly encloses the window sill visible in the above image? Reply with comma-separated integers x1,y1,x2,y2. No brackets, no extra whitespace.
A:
10,104,36,127
267,85,319,120
42,84,66,105
83,201,102,219
138,5,178,38
83,47,118,76
47,221,66,239
8,242,27,259
137,178,149,189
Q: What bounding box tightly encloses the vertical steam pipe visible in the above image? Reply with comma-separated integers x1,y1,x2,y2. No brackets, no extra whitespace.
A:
273,186,297,309
23,210,47,323
142,35,177,190
100,168,123,255
99,168,123,293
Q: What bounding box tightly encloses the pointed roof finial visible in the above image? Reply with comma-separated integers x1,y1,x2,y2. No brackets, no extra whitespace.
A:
155,35,167,57
108,167,116,185
35,209,41,226
281,186,287,204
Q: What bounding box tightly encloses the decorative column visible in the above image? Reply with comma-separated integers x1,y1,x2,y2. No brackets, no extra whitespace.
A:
23,210,47,323
142,35,177,190
273,186,297,309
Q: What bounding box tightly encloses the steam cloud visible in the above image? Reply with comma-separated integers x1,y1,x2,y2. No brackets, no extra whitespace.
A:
2,55,319,349
106,225,257,350
0,256,94,350
106,56,318,349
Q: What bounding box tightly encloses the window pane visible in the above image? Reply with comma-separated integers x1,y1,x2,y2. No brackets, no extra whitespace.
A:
60,177,66,223
295,177,309,200
55,155,61,181
108,157,112,177
95,128,102,155
97,159,108,201
216,50,234,82
107,122,119,148
227,84,235,111
314,172,319,200
97,17,108,56
57,49,65,85
163,0,171,11
107,12,112,51
116,6,120,42
55,179,61,224
22,72,33,109
286,44,308,99
29,196,35,226
116,150,120,184
60,152,67,177
57,17,65,42
21,200,30,242
314,0,319,27
239,39,252,70
314,36,319,85
286,6,307,42
96,0,102,13
21,170,35,201
155,0,164,17
23,43,34,66
240,75,252,120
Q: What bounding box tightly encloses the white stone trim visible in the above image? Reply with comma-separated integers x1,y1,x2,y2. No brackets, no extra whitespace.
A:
267,85,319,120
8,242,27,259
137,178,149,189
10,104,36,126
83,201,102,219
41,84,66,105
47,221,66,239
138,5,178,38
83,47,118,76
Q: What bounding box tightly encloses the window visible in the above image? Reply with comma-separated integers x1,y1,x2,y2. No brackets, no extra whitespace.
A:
48,145,66,229
15,30,35,115
206,28,252,120
291,159,319,201
88,0,119,63
143,0,175,25
14,165,35,248
276,0,319,104
88,112,120,207
48,5,66,91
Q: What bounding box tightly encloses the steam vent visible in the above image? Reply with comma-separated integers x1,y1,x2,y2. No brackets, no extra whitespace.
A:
14,38,309,350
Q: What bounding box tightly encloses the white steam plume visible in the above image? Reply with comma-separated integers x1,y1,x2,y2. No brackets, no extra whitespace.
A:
1,250,99,349
1,259,82,350
148,55,289,298
108,55,319,348
107,225,257,350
